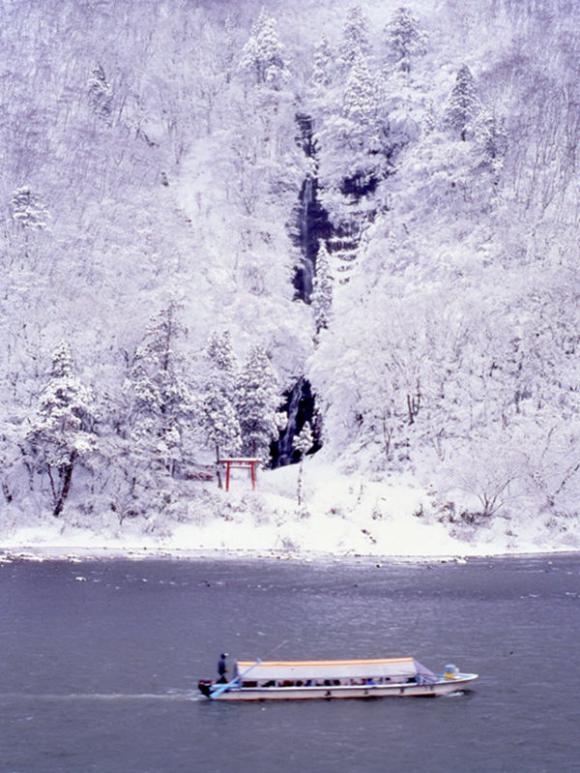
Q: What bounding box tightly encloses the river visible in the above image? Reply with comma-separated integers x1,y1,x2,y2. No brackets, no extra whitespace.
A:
1,555,579,772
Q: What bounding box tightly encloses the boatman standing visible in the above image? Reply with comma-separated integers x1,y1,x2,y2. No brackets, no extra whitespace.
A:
217,653,229,683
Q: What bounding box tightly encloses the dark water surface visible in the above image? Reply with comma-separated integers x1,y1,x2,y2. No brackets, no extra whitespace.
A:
1,555,579,773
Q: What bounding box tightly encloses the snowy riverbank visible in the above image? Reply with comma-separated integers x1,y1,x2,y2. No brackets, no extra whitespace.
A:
2,458,578,560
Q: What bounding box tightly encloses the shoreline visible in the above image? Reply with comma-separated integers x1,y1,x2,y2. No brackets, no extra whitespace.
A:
1,543,578,564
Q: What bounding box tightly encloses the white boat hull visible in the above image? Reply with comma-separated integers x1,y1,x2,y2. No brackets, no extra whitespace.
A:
205,675,478,701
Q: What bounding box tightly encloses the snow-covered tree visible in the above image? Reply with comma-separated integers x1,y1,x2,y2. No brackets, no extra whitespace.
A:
312,242,333,334
0,424,20,505
293,421,313,505
10,186,49,230
339,6,371,70
236,346,286,461
384,7,427,74
476,109,508,173
200,331,241,485
206,330,237,394
23,341,97,517
88,64,113,122
342,52,382,152
124,303,193,483
444,65,481,141
201,382,241,461
294,421,313,457
239,9,289,88
222,15,238,85
310,36,334,90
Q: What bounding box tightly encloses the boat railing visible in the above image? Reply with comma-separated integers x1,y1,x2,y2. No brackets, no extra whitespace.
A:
416,673,439,685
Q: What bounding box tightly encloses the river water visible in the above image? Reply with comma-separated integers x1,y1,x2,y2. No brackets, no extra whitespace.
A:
1,555,579,773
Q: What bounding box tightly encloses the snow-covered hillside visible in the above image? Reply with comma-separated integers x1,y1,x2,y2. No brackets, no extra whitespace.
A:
0,0,578,556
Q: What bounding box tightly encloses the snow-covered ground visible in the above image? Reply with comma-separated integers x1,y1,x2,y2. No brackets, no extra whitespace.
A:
2,456,578,561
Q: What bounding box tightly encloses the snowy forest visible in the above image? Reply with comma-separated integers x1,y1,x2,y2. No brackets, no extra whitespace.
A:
0,0,578,554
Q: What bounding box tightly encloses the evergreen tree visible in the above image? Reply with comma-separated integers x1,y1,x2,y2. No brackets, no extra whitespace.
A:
384,7,427,74
294,422,313,456
125,303,193,480
239,9,289,88
88,63,113,122
236,346,286,461
312,241,333,334
201,383,241,458
223,15,238,84
342,51,382,152
310,36,334,90
339,5,371,70
476,109,508,173
293,421,313,505
23,341,97,517
200,331,242,485
10,186,49,230
444,65,481,141
206,330,237,396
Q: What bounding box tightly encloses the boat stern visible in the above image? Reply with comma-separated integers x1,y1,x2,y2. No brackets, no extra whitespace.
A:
198,679,214,699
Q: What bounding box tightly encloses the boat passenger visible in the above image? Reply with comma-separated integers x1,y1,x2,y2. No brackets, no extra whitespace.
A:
217,653,229,683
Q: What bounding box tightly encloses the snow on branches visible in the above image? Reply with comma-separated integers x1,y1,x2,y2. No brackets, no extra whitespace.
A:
384,7,427,74
200,331,242,473
88,64,113,122
236,346,286,461
444,65,481,141
10,186,49,231
123,303,194,490
293,421,313,506
23,341,96,517
339,5,370,70
311,241,333,334
239,8,289,88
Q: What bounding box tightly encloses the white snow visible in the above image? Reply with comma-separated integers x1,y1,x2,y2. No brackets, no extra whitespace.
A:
2,455,578,561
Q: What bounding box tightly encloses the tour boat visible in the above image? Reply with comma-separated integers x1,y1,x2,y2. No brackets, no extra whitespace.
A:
198,657,478,701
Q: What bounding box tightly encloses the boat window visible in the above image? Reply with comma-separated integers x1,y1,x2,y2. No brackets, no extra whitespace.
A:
242,681,257,688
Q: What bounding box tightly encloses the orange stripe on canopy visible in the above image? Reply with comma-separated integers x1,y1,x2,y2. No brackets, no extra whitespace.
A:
237,658,414,668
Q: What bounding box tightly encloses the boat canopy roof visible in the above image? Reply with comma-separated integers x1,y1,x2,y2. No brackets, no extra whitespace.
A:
234,658,433,681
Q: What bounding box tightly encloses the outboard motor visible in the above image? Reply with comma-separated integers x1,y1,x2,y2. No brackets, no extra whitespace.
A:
198,680,213,698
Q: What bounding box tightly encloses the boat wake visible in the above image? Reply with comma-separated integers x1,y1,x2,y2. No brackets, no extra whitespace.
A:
0,690,201,702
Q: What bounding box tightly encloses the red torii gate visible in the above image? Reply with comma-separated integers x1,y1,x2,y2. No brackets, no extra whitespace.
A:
217,458,261,492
